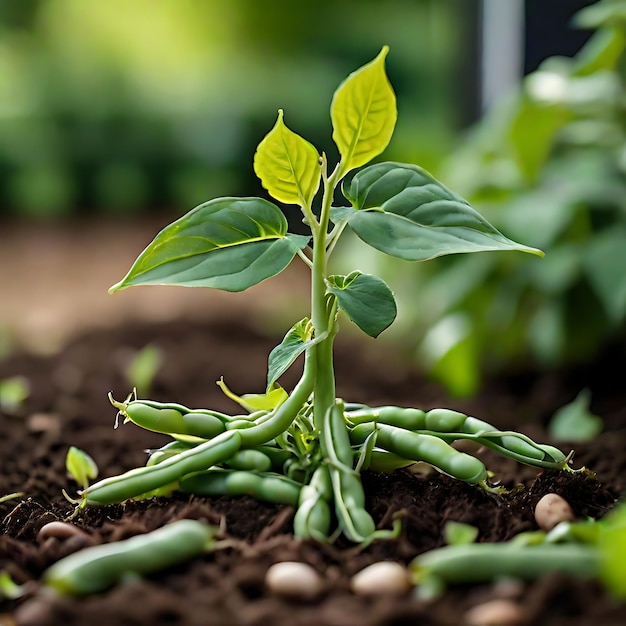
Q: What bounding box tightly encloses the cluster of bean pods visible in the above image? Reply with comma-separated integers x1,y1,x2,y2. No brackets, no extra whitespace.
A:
76,381,573,543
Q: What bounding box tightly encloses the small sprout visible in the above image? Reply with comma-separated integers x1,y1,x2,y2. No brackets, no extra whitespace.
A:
548,389,603,443
0,492,24,504
0,571,26,600
444,520,479,546
0,376,29,413
125,345,162,394
535,493,576,531
350,561,410,596
66,446,99,490
265,561,323,600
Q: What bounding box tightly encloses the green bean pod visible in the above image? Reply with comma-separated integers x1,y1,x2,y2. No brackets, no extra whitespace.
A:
425,409,564,465
411,542,600,588
350,423,487,484
82,430,242,506
346,405,427,431
179,469,301,506
146,440,197,466
44,519,215,596
114,399,227,439
324,404,376,542
293,464,332,541
224,449,272,472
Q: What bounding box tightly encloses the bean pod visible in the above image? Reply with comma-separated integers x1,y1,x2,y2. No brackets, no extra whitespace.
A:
82,430,242,506
44,519,215,596
350,423,487,484
180,469,301,506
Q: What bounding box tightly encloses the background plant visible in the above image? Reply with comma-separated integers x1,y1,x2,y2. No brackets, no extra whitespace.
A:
343,0,626,397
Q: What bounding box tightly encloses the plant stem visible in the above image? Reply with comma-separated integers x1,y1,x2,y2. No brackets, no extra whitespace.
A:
310,156,341,445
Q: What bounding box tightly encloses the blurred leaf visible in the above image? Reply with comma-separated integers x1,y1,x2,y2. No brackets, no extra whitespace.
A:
0,376,29,413
508,95,567,182
420,313,480,398
583,227,626,323
331,46,397,174
254,109,321,206
126,345,162,394
444,521,479,546
573,27,626,76
598,500,626,599
337,162,544,261
574,0,626,28
327,271,397,338
109,197,309,293
548,389,603,442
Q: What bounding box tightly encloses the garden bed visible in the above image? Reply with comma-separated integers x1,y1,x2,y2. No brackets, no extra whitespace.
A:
1,317,625,625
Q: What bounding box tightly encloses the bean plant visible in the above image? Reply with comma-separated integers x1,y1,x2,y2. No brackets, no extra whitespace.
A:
75,48,577,543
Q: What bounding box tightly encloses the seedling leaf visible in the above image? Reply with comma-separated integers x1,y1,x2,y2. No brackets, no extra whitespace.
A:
331,46,397,174
66,446,98,490
548,389,603,443
338,162,544,260
267,318,315,390
254,110,321,206
0,376,29,413
109,197,309,293
327,271,397,338
217,378,288,413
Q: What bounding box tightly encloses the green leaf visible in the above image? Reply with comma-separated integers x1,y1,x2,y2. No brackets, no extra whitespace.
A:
267,318,315,390
216,378,288,413
126,345,162,394
66,446,99,490
254,109,321,206
509,95,567,183
109,197,309,293
327,271,397,338
583,228,626,323
548,389,603,443
337,162,544,261
444,521,479,546
573,27,626,76
331,46,397,174
0,376,29,413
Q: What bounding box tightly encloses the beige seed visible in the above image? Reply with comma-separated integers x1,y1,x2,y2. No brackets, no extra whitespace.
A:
37,521,90,543
265,561,323,600
464,598,526,626
350,561,410,596
534,493,575,531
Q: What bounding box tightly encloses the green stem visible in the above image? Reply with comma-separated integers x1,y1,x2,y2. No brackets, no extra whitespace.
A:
311,155,340,441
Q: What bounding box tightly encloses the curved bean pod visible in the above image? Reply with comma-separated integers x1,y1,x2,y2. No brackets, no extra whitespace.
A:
324,404,375,542
82,430,242,505
350,423,487,484
411,542,599,587
44,519,215,596
346,406,426,431
179,469,301,507
293,464,332,541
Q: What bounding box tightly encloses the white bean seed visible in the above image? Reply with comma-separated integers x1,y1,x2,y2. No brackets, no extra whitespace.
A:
350,561,410,596
265,561,323,600
534,493,575,531
464,598,526,626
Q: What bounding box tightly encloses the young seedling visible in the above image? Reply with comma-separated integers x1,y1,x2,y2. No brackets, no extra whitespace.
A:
76,47,575,543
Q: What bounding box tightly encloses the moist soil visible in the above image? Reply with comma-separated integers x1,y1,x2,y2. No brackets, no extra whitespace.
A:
1,316,625,625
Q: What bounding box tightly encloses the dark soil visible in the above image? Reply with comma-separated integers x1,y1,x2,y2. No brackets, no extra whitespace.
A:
1,317,625,625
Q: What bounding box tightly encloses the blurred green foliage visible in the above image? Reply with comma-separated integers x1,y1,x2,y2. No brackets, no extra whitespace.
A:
344,0,626,396
0,0,470,218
